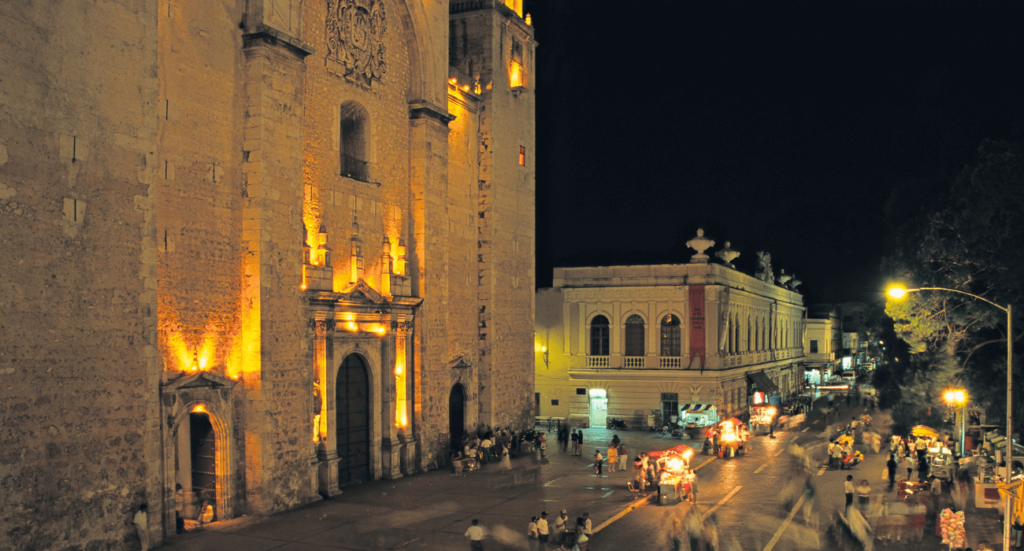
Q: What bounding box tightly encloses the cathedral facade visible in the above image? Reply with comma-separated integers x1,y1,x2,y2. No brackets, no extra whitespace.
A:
0,0,535,548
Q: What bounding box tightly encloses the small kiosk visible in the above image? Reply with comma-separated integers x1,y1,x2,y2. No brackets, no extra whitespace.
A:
649,444,695,505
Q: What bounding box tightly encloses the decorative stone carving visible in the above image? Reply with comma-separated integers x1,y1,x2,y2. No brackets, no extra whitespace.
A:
686,229,715,264
325,0,387,86
755,251,774,284
787,273,802,291
715,241,740,269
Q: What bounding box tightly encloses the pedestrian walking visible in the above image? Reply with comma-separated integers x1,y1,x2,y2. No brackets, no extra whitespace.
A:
844,475,855,512
537,511,549,550
481,436,493,464
527,517,540,551
688,468,699,504
930,475,942,514
607,443,618,472
611,433,621,447
133,503,150,551
582,512,592,538
887,454,897,490
570,430,578,456
593,449,603,475
631,456,646,494
577,429,585,456
856,479,872,512
903,454,914,480
465,519,485,551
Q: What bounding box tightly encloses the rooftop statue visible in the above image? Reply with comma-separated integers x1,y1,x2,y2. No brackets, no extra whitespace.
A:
755,251,774,284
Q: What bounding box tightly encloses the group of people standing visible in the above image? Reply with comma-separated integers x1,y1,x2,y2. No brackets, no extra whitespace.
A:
526,510,592,551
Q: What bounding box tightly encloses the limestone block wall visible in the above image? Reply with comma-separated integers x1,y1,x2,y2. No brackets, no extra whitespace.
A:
0,2,161,550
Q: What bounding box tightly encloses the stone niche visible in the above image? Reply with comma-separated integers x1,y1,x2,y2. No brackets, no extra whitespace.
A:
159,372,238,536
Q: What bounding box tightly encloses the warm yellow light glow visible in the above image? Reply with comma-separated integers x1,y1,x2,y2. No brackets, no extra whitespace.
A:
345,321,359,333
541,346,547,353
395,335,407,427
509,61,523,87
944,389,967,405
448,77,457,85
887,285,908,299
665,457,684,472
192,404,205,413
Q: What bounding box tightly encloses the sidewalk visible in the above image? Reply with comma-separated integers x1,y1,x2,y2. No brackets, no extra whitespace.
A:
157,428,681,551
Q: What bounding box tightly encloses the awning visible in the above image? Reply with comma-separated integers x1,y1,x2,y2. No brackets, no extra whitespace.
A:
680,404,714,412
747,371,780,394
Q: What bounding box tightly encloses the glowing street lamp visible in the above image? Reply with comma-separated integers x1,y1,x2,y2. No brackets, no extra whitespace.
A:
887,283,1014,550
944,389,968,457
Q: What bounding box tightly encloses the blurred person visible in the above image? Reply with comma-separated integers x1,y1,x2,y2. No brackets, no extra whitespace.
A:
133,503,150,551
570,430,578,456
607,443,618,472
593,449,603,475
553,509,568,547
886,454,898,490
618,442,629,471
464,518,486,551
856,480,872,512
844,475,855,513
527,516,539,551
537,511,549,550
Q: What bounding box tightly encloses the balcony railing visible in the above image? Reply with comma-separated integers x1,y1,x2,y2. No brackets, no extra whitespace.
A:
586,356,610,368
340,154,370,183
623,356,645,368
660,357,682,368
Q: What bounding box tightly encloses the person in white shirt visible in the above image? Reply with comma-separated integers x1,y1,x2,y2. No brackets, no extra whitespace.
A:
133,503,149,551
537,511,549,549
481,438,493,464
527,517,539,551
582,511,592,536
844,475,855,512
464,518,485,551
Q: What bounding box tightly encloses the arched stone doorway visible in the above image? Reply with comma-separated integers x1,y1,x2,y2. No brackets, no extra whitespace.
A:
449,384,466,451
172,407,226,524
337,354,370,486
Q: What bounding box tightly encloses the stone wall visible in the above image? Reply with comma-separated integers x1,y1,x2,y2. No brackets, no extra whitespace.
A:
0,1,160,549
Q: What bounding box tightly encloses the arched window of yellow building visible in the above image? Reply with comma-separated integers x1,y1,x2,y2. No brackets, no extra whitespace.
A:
660,314,681,357
590,315,610,356
625,314,645,357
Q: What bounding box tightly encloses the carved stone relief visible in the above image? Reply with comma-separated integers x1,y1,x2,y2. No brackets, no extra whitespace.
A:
325,0,387,85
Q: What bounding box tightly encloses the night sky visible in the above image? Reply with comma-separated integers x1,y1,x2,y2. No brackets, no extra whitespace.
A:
526,0,1024,304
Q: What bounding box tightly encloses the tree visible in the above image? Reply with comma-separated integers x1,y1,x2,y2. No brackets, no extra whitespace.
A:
879,140,1024,436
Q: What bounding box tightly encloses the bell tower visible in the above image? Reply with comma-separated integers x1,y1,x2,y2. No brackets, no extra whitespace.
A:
449,0,537,429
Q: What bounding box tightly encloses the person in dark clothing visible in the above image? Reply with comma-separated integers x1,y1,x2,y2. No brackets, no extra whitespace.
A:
887,454,898,490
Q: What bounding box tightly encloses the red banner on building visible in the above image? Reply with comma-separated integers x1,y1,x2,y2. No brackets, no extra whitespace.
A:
689,286,705,370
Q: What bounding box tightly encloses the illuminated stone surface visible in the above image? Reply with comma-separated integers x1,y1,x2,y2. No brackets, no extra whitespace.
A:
0,1,534,548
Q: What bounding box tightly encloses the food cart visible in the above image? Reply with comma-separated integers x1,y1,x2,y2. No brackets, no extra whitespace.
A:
709,418,749,459
926,442,956,481
649,444,695,505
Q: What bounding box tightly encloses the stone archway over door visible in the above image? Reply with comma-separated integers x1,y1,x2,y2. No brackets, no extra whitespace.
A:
190,413,217,510
337,354,370,486
449,384,465,451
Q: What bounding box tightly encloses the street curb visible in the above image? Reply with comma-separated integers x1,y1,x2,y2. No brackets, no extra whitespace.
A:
593,456,717,534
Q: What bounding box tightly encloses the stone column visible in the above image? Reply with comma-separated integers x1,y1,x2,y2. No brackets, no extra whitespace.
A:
315,320,342,497
380,328,401,479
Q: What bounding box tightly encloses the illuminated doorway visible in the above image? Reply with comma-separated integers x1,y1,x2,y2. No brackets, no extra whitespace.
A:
337,354,370,487
449,384,466,451
589,389,608,428
190,413,216,515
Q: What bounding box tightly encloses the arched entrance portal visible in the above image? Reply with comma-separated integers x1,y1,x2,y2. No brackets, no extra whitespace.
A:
337,354,370,486
449,384,465,451
190,413,216,512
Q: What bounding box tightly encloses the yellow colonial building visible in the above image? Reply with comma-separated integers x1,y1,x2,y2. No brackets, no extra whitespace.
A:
535,230,806,429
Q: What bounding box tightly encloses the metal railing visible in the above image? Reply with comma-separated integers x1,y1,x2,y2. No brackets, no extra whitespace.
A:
340,154,370,183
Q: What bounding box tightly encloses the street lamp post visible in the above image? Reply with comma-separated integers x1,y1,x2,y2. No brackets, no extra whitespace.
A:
887,285,1014,551
944,389,967,457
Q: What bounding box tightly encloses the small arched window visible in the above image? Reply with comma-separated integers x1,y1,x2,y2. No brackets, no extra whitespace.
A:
625,314,645,357
339,101,370,182
660,314,681,357
590,315,610,356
